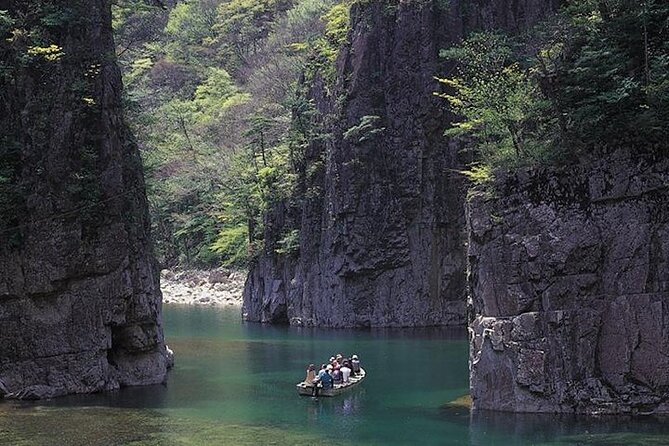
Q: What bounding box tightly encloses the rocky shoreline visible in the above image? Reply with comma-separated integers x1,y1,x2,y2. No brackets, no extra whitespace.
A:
160,268,246,306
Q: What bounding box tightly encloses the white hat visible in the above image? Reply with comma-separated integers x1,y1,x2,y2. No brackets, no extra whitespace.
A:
326,364,333,370
352,354,358,360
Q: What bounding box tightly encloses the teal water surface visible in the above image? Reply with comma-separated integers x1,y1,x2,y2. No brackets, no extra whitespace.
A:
2,305,669,445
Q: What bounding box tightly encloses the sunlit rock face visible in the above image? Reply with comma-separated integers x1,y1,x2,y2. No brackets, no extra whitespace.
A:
468,150,669,414
0,0,170,399
243,0,559,327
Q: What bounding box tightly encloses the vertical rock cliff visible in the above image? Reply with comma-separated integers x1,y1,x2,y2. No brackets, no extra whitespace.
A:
468,150,669,414
0,0,170,399
244,0,559,327
245,0,470,327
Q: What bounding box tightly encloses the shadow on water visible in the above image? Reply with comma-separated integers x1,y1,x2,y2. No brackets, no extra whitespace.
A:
39,384,171,410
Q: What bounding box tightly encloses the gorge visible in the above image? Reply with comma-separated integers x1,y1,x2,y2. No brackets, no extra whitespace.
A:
0,0,668,425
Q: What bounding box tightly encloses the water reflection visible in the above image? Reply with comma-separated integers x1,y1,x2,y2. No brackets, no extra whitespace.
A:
468,410,669,446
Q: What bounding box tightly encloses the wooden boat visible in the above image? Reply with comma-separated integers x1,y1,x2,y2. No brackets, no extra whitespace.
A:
296,368,366,397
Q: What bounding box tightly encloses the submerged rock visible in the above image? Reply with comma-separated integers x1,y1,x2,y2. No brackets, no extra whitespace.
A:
468,150,669,414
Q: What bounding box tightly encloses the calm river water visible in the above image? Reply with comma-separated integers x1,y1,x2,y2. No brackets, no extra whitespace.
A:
2,305,669,445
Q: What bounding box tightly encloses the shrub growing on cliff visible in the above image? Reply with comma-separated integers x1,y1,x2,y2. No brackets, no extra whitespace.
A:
436,32,556,169
437,0,669,174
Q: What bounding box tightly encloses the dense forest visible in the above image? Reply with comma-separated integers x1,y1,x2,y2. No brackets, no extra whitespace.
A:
110,0,668,270
112,0,349,268
438,0,669,176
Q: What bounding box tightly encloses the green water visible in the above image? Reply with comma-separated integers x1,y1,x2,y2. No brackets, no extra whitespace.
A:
2,305,669,445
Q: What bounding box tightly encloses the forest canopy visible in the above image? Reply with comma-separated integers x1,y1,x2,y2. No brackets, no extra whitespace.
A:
437,0,669,175
112,0,346,268
112,0,668,268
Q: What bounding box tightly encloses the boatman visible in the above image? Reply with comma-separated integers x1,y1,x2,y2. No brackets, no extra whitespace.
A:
304,364,316,386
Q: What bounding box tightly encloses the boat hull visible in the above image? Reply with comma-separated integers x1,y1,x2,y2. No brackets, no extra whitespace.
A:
296,368,366,397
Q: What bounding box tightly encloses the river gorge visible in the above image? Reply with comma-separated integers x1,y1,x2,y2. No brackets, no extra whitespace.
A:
1,0,668,443
3,305,669,446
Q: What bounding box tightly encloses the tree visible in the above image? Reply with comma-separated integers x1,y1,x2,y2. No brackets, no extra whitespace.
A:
436,32,555,168
543,0,669,148
214,0,293,69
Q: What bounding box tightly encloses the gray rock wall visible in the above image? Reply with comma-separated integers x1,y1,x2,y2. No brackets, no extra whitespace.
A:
243,0,559,327
468,150,669,414
0,0,170,399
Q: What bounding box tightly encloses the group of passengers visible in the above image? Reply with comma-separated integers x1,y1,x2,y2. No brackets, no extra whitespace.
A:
303,353,362,396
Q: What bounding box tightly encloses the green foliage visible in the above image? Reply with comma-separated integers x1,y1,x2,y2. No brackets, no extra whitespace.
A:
210,224,250,266
458,165,493,185
113,0,350,267
165,1,219,46
275,229,300,255
39,5,76,28
322,2,349,44
214,0,293,69
305,0,351,84
540,0,669,148
436,32,555,169
436,0,669,177
343,115,385,143
26,44,64,61
0,10,15,35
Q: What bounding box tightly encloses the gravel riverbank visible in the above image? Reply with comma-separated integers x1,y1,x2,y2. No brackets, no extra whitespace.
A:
160,268,246,306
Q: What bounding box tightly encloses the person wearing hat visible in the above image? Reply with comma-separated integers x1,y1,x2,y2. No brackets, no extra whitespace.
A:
351,354,361,376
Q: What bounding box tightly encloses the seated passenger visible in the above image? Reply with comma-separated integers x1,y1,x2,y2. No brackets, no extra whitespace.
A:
340,362,352,383
332,366,343,384
329,356,339,368
319,365,334,389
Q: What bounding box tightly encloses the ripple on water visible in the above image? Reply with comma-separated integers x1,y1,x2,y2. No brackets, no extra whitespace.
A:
0,405,337,446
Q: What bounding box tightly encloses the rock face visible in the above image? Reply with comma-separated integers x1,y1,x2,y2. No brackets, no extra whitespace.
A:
468,150,669,414
244,0,559,327
245,1,469,327
0,0,170,399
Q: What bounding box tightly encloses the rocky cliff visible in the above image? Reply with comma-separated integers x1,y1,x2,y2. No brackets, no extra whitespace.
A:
243,0,559,327
468,149,669,414
0,0,171,399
